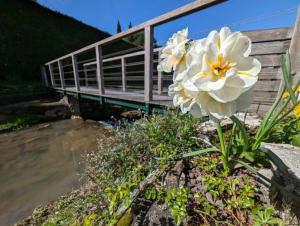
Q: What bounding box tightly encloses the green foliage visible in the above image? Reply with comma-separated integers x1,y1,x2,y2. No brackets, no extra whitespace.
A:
0,79,51,105
144,187,189,225
82,213,100,226
266,115,300,147
228,119,270,167
253,52,300,150
0,113,36,132
0,97,65,133
189,155,263,225
81,111,200,224
104,164,144,215
41,210,74,226
252,207,285,226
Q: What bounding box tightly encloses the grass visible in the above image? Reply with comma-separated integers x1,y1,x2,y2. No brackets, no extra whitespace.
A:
0,94,68,133
0,80,48,133
0,114,36,133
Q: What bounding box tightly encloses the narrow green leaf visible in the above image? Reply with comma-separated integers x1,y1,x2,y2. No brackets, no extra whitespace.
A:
260,147,289,173
282,52,297,104
230,115,249,151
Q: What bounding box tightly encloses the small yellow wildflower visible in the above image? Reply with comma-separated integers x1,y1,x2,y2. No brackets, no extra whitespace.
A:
282,91,290,98
294,103,300,118
282,85,300,99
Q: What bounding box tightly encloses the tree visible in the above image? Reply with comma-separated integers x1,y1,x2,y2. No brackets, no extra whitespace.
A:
116,19,122,33
128,22,132,29
124,22,158,48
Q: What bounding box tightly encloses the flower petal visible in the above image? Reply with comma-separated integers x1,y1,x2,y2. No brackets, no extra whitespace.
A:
236,57,261,76
206,98,237,120
157,58,173,73
227,35,251,59
189,102,203,118
235,88,254,112
208,85,243,103
219,27,231,47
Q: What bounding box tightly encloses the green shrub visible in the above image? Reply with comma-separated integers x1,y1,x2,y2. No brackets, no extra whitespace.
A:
265,115,300,147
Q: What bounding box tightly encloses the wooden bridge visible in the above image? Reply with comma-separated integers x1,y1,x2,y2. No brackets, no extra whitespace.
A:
40,0,300,114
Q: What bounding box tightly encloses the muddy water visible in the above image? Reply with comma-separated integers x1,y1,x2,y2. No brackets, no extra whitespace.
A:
0,119,105,226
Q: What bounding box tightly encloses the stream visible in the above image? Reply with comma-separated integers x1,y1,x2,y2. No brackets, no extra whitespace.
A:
0,119,106,226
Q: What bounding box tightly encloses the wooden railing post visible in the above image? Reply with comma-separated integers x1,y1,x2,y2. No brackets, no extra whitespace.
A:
157,50,163,95
40,65,49,87
83,66,88,87
71,55,80,92
95,45,105,95
290,5,300,86
58,60,65,89
144,26,154,102
48,64,55,87
121,57,126,92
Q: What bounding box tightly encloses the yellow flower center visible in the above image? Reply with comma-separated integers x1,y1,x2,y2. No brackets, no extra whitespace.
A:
208,54,236,78
195,53,254,79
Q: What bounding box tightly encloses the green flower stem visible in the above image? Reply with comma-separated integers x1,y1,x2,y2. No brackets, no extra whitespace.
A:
230,115,249,152
282,52,297,104
216,122,229,174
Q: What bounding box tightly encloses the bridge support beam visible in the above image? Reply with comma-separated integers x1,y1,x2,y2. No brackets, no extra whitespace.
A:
40,65,49,87
65,95,82,119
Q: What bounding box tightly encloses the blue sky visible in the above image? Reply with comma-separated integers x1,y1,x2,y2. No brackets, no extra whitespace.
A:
38,0,300,45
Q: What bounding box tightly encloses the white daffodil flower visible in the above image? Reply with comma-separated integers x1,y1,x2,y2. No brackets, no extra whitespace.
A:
157,28,189,77
163,27,261,121
182,27,260,120
185,27,261,103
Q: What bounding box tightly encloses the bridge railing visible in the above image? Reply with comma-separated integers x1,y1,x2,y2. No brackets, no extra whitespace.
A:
41,0,225,102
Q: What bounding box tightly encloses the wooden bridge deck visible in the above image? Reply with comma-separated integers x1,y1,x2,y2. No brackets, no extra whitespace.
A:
41,0,300,113
61,87,172,106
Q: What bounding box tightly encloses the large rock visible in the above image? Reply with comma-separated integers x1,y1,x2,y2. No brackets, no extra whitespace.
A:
198,113,261,134
258,143,300,223
259,142,300,197
121,110,142,121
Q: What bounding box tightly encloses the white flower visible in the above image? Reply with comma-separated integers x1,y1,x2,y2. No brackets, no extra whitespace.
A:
165,27,261,121
168,80,202,115
157,28,189,77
